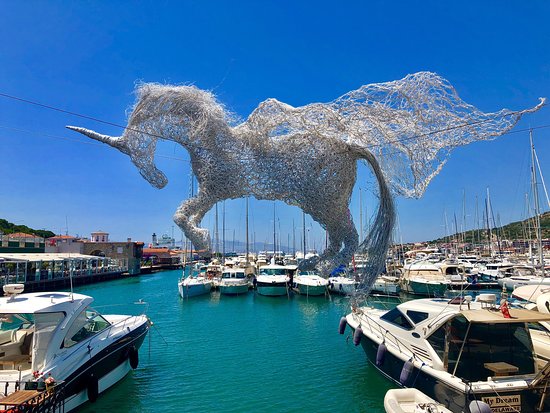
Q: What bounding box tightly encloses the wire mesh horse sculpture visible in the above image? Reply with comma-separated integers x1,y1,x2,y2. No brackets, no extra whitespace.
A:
67,72,543,292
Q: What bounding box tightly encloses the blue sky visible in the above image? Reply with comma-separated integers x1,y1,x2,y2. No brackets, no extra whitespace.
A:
0,1,549,249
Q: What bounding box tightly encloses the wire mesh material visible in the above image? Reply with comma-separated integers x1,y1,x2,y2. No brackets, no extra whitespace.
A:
67,72,544,296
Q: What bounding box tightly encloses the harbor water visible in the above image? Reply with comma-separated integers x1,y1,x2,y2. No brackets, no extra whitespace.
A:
76,269,393,412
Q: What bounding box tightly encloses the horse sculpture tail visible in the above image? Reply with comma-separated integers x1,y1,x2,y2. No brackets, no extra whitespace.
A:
350,145,396,300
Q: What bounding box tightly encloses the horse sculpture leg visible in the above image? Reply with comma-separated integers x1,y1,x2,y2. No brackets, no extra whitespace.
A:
173,192,216,251
299,209,358,275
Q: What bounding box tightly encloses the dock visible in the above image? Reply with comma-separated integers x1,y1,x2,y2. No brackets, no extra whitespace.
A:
0,252,132,294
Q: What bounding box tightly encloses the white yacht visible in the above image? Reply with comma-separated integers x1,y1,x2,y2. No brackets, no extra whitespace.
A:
342,295,550,413
255,263,290,296
293,271,328,296
328,266,358,295
371,274,401,296
477,261,515,280
434,260,468,290
219,269,249,295
178,273,212,298
0,285,149,412
400,261,449,297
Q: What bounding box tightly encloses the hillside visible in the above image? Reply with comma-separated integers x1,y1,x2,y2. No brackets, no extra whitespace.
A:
0,219,55,239
431,211,550,243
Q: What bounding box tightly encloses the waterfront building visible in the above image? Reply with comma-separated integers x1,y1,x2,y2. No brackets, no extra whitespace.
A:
91,230,109,243
0,252,126,292
0,232,45,253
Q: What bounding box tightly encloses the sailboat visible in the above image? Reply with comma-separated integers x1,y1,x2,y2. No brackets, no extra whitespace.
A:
177,172,213,299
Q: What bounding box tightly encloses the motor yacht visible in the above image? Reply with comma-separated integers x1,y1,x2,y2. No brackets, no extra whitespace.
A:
219,269,249,295
371,274,401,296
400,261,449,297
342,294,550,413
293,271,328,296
0,284,149,411
178,273,212,298
255,263,291,296
328,266,358,295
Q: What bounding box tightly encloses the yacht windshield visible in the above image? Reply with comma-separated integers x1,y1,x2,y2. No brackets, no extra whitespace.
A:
63,308,111,349
261,268,287,276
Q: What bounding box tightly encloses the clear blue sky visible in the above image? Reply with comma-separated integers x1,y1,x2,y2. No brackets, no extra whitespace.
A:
1,1,549,249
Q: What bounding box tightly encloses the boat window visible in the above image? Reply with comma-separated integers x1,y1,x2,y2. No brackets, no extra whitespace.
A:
380,308,413,330
447,315,536,381
0,313,34,331
426,324,446,361
236,272,246,279
63,308,110,348
0,313,35,348
406,310,429,324
222,272,230,279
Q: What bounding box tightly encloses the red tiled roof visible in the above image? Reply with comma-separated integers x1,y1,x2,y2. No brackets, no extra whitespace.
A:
9,232,36,238
47,235,76,240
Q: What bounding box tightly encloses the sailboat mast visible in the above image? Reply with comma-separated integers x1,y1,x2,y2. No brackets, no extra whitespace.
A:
485,188,492,257
530,129,545,277
222,201,226,265
246,197,249,266
273,202,276,260
359,188,363,242
302,211,306,258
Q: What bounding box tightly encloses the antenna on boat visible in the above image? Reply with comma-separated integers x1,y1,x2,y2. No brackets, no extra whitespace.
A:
68,251,74,302
530,129,545,280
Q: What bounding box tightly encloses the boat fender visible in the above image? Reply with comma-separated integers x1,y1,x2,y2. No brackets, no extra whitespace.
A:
469,400,493,413
338,317,347,335
376,342,387,366
87,373,99,403
399,359,414,386
129,346,139,369
353,326,363,346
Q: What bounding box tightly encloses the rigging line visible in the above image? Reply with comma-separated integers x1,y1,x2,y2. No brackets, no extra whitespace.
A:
0,90,547,150
0,91,168,141
0,125,190,163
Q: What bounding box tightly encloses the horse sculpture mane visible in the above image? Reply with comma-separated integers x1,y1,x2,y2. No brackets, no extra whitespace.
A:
67,72,544,295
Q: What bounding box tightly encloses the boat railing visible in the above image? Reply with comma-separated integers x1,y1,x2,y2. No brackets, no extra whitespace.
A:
354,308,430,364
0,380,65,413
60,314,146,361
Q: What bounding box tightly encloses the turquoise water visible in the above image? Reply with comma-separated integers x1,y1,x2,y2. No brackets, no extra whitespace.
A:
75,270,394,412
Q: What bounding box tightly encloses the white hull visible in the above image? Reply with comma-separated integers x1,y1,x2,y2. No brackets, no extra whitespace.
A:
178,278,212,298
64,359,132,412
294,274,328,296
384,388,452,413
295,284,327,296
371,276,401,295
328,277,357,295
219,283,249,295
256,284,288,296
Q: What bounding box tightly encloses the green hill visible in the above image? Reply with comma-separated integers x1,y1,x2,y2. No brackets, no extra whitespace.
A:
432,211,550,243
0,219,55,239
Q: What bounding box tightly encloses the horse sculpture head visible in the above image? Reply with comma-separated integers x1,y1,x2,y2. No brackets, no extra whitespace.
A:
67,83,232,190
66,125,169,189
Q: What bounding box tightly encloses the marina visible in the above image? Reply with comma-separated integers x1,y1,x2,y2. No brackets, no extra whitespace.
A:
46,266,543,413
74,269,395,413
2,3,550,412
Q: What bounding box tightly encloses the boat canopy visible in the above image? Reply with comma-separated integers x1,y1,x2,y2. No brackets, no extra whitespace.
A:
461,308,550,324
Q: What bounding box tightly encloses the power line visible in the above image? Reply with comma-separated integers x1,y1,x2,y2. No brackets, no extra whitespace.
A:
0,125,190,163
1,90,548,147
0,90,548,158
